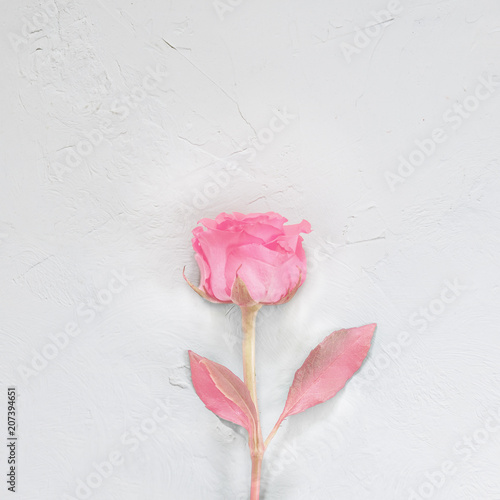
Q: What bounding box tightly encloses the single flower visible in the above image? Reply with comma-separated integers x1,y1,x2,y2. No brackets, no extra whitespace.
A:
184,211,311,306
184,211,375,500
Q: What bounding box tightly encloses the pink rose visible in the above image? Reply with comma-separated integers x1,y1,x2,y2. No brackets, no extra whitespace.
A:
184,212,311,306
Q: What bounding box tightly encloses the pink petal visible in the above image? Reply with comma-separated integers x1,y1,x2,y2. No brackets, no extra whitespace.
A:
226,244,288,303
193,229,246,301
283,219,312,236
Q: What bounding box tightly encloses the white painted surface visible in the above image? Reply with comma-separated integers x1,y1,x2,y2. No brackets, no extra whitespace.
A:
1,0,500,499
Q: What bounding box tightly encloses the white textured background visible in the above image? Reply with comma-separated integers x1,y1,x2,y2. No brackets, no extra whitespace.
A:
1,0,500,499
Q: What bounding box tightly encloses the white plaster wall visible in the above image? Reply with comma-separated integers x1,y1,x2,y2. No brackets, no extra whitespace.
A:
1,0,500,499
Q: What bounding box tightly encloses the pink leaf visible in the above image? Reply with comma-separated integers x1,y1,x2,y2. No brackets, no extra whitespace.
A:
276,323,376,426
188,350,259,443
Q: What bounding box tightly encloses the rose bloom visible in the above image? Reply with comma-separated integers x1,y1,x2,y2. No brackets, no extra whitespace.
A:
184,212,311,306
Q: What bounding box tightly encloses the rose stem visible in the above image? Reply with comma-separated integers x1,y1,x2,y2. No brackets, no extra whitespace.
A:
241,304,264,500
264,419,282,449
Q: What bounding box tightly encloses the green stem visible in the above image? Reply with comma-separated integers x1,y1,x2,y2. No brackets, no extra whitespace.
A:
241,305,261,407
264,419,282,449
250,451,263,500
241,305,264,500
